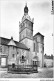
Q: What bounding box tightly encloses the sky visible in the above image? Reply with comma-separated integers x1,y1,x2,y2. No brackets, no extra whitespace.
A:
0,0,53,55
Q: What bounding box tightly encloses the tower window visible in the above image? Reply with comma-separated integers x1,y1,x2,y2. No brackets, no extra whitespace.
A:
23,35,24,38
17,52,19,54
37,43,39,53
13,46,14,49
12,54,15,58
34,43,35,52
25,23,27,27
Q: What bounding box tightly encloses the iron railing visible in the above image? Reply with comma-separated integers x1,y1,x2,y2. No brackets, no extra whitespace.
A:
8,64,38,73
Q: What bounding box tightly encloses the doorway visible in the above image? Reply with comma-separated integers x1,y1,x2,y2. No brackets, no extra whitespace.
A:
12,63,15,68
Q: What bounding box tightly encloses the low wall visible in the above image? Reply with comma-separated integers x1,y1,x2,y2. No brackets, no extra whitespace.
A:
8,65,38,73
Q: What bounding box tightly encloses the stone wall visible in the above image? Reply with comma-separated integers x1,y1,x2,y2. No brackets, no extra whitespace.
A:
8,46,29,65
0,44,30,66
8,46,17,65
26,28,33,39
20,38,33,64
44,59,53,67
19,19,33,33
34,34,44,67
19,28,26,41
0,45,8,67
0,45,8,55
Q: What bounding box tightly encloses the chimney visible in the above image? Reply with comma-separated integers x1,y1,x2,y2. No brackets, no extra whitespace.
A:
11,36,13,40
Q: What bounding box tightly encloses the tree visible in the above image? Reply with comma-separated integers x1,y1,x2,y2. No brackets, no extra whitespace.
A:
51,54,53,59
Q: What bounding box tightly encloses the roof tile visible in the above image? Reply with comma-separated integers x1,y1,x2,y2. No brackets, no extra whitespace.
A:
0,37,29,50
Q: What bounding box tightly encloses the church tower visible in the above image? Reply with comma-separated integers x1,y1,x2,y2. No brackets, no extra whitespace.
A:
19,3,34,53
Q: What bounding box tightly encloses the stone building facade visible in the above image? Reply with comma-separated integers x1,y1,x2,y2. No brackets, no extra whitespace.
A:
0,37,29,67
33,33,44,67
0,4,44,68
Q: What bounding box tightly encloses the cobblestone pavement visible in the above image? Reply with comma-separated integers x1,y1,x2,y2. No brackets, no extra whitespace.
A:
0,67,53,78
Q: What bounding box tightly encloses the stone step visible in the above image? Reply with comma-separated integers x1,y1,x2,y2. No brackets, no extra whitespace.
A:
8,70,38,74
0,68,7,71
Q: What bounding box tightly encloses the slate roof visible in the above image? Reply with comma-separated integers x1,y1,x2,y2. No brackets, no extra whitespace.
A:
0,37,29,50
33,32,44,38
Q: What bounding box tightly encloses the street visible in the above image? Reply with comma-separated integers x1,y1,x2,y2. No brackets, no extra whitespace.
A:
0,67,53,78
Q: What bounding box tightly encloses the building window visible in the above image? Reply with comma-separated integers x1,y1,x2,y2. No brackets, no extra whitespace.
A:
37,43,39,53
20,55,26,62
22,55,24,60
33,61,37,65
33,43,35,52
12,54,15,58
17,52,19,54
0,45,2,52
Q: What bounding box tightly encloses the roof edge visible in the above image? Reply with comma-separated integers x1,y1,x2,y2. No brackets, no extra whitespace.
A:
33,32,44,37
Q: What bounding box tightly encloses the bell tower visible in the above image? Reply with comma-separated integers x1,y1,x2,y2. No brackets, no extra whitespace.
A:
24,3,28,15
19,3,34,52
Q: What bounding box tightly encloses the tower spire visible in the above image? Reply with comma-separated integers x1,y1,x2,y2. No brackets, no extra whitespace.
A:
25,2,27,7
24,2,28,15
